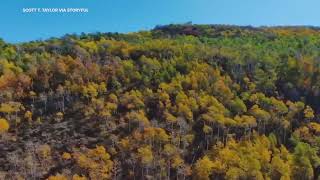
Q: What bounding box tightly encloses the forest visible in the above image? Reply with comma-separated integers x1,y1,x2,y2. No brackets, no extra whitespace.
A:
1,24,320,179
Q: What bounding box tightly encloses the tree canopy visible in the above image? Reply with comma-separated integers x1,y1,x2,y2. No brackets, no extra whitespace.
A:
1,24,320,179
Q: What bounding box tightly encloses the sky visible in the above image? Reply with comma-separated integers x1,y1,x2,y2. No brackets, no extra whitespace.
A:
0,0,319,43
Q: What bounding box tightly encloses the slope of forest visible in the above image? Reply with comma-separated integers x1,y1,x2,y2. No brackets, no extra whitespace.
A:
1,24,320,179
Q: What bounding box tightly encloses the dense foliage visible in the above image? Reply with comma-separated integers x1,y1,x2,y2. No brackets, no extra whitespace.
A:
1,24,320,179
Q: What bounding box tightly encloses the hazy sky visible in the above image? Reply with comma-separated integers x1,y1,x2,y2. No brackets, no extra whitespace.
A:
0,0,318,43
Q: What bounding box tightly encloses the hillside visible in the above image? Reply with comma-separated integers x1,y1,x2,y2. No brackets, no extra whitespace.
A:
1,24,320,179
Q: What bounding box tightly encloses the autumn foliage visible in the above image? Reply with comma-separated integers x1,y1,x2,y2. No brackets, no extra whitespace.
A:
1,24,320,179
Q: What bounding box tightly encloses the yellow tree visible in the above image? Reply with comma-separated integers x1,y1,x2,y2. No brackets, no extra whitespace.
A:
73,146,113,180
0,118,9,134
137,145,153,177
47,174,67,180
304,105,314,121
72,174,87,180
249,105,271,133
0,102,23,126
24,111,33,123
194,156,215,180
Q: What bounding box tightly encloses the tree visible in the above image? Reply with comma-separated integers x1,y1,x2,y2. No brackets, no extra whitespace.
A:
137,145,153,177
304,106,314,120
0,118,9,133
62,152,72,160
0,102,23,122
292,142,320,180
24,111,32,123
73,146,113,180
120,90,145,110
234,115,257,138
47,174,67,180
72,174,87,180
230,97,247,115
254,67,277,95
249,105,271,133
194,156,215,180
